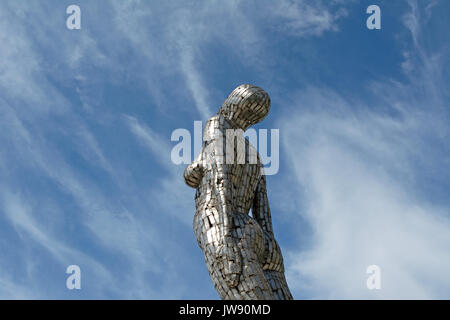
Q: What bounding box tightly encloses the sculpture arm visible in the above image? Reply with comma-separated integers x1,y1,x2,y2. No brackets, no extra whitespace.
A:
252,174,274,235
184,152,203,188
252,173,285,272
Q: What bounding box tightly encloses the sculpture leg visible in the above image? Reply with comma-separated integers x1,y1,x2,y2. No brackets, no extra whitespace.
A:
232,214,274,299
199,214,275,300
263,270,294,300
234,250,274,300
205,241,274,300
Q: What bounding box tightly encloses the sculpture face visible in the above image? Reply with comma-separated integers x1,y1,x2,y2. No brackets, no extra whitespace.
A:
218,84,270,131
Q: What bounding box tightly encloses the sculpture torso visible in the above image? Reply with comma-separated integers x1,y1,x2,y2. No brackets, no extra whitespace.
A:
192,115,261,216
189,115,268,266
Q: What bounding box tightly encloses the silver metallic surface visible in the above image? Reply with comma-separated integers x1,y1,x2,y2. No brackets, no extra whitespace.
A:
184,84,293,300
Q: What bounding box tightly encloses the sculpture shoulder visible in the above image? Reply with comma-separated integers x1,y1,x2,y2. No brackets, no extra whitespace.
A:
203,115,237,141
203,115,224,142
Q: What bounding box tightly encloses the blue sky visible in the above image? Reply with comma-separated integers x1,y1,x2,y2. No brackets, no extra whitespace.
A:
0,0,449,299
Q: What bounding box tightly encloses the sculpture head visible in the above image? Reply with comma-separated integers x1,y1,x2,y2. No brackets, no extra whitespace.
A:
218,84,270,131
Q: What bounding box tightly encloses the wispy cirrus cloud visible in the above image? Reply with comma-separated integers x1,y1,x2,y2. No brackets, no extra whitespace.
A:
281,89,450,299
0,0,211,298
280,0,450,299
2,0,447,300
269,0,348,37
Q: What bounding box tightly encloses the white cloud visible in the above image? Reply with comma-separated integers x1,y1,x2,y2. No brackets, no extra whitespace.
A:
124,115,195,226
0,1,221,298
281,99,450,298
0,191,116,298
110,0,350,119
3,0,418,300
0,278,35,300
279,1,450,298
270,0,348,37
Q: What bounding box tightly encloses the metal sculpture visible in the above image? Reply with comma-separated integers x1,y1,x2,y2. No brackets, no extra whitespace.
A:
184,84,293,300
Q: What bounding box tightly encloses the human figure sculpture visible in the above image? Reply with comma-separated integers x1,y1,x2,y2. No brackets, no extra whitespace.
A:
184,84,293,300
